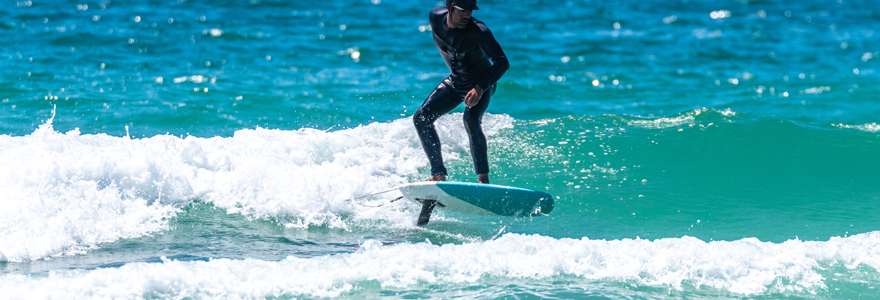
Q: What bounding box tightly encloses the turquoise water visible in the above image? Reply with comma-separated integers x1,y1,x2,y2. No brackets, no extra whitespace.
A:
2,0,879,298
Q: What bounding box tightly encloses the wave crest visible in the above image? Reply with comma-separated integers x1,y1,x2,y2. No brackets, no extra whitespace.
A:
0,113,514,261
3,232,879,298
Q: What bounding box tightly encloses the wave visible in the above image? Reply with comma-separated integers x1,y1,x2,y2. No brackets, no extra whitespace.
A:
2,232,879,298
2,107,876,263
0,110,514,262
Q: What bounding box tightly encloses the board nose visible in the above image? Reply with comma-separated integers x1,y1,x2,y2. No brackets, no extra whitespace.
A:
537,195,554,214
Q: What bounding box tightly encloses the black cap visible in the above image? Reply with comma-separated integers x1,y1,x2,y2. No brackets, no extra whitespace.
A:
446,0,479,10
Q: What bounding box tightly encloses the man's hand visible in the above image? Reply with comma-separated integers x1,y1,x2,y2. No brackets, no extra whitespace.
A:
464,85,484,108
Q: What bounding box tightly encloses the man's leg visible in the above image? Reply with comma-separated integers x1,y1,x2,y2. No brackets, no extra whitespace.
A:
462,85,494,183
413,81,463,180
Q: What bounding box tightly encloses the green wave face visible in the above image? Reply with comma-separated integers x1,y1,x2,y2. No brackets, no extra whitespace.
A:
477,109,880,242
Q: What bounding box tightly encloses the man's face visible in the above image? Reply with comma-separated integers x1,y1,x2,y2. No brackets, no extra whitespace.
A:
448,6,472,28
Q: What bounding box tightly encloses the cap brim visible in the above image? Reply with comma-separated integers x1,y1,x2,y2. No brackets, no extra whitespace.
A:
453,5,479,10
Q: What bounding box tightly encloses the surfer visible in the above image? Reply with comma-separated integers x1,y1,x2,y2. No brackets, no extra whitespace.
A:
413,0,509,184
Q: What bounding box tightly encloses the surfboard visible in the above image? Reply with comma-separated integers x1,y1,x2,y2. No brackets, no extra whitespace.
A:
397,182,554,225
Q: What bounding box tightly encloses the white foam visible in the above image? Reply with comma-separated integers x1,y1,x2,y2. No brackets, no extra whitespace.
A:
2,232,879,298
627,109,700,129
0,113,515,262
626,108,739,129
834,122,880,133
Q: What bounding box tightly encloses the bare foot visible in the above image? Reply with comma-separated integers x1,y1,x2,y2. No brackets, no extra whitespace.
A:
478,173,490,184
425,175,446,182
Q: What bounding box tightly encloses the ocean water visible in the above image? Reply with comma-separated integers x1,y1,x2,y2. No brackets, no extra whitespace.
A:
2,0,879,298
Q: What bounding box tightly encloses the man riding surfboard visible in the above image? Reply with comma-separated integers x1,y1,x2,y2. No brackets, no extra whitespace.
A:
413,0,509,184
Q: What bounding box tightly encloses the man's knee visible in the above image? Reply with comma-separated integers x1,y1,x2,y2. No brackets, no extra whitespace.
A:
413,108,432,128
462,112,481,131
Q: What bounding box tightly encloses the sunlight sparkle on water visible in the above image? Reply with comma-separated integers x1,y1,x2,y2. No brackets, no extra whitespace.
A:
710,10,731,19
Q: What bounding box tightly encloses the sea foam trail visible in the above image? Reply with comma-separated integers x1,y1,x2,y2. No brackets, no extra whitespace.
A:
2,232,879,299
834,122,880,133
0,113,514,262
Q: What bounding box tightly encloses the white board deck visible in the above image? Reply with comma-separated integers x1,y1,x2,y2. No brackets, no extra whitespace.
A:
397,181,554,217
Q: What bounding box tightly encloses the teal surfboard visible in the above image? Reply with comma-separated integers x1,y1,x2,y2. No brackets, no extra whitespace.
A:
398,182,554,219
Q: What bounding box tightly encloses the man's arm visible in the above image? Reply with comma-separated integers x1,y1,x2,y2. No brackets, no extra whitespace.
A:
429,6,446,22
475,24,509,91
465,23,509,107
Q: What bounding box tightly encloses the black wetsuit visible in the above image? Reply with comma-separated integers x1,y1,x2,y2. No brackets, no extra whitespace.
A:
413,6,509,176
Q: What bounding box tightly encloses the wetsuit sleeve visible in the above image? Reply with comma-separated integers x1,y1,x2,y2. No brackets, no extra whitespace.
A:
429,6,446,22
475,25,509,90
